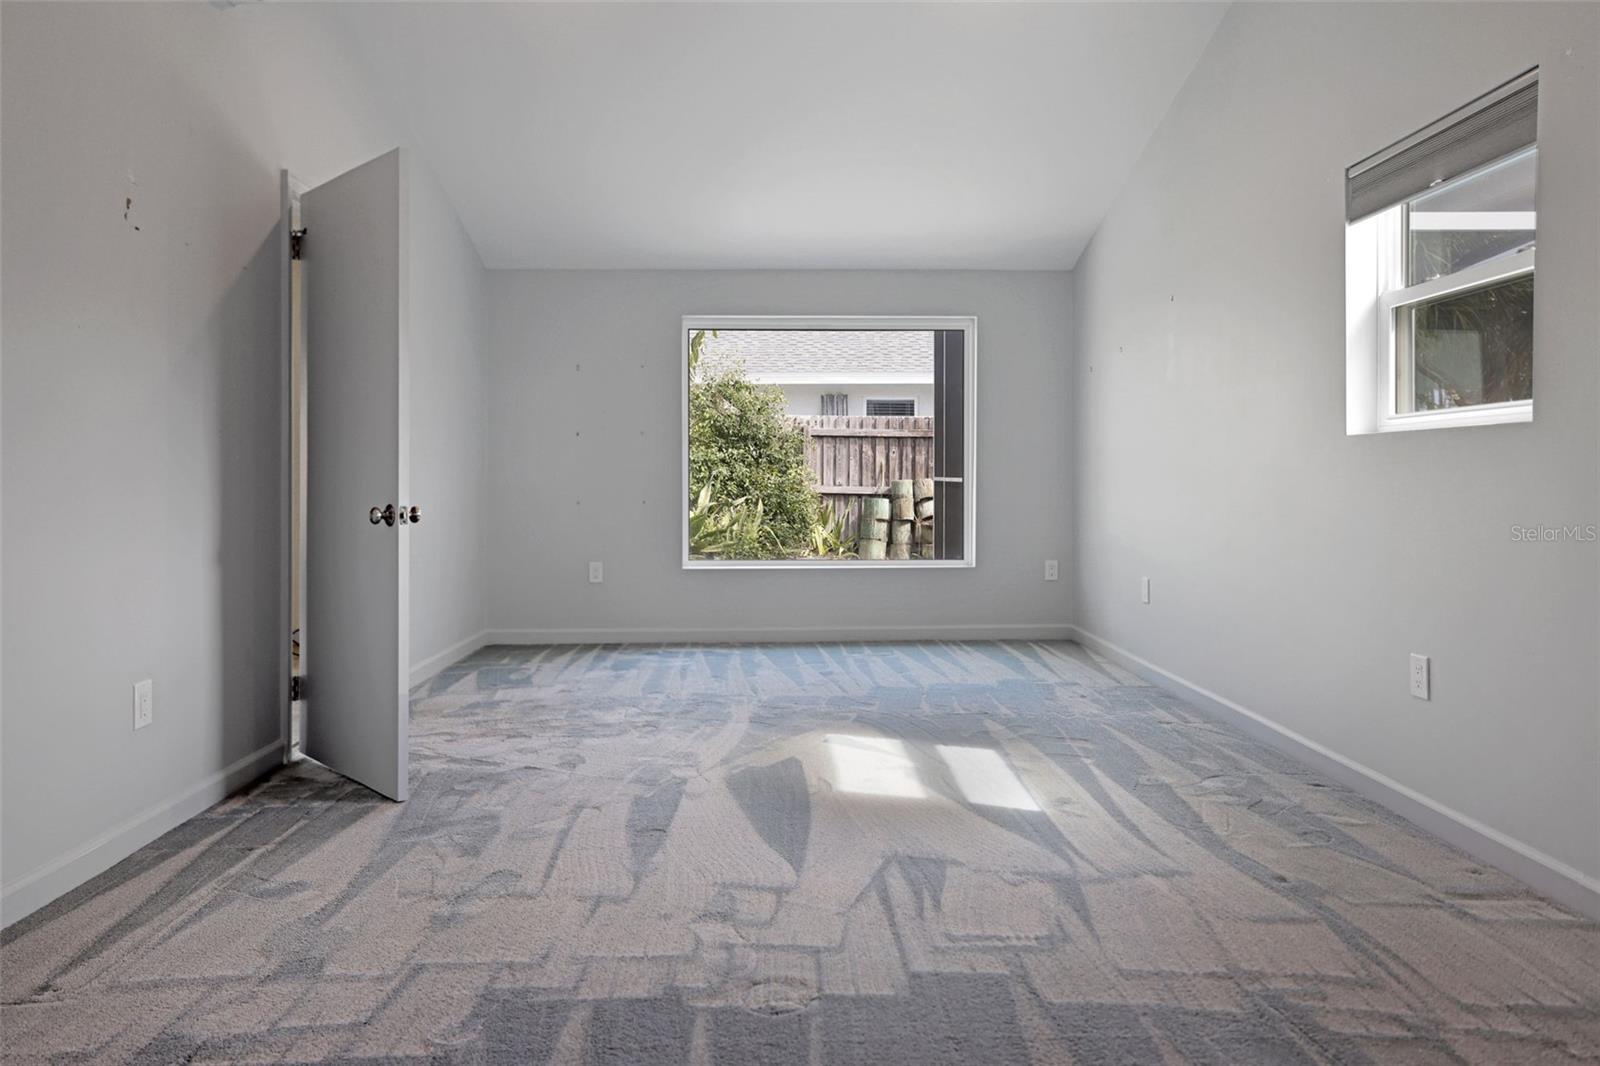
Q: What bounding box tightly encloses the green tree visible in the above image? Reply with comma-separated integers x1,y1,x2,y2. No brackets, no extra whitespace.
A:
688,331,819,558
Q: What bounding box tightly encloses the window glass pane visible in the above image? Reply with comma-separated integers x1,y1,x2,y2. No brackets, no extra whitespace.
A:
1407,148,1536,284
688,327,962,562
1401,274,1533,412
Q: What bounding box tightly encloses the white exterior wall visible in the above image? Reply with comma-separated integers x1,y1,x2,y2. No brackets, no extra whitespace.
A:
765,382,936,419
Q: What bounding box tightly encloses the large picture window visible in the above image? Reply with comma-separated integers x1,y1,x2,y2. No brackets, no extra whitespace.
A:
1345,69,1537,434
682,316,976,568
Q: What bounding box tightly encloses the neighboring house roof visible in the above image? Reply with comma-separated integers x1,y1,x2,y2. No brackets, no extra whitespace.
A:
698,330,933,380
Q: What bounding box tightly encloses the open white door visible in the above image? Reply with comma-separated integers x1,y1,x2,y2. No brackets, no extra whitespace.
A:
301,149,410,801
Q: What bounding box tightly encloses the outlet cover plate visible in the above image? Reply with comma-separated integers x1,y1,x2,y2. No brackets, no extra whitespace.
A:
1409,654,1429,700
133,679,154,730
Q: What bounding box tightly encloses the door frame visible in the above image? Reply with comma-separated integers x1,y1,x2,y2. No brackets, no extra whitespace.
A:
278,169,309,763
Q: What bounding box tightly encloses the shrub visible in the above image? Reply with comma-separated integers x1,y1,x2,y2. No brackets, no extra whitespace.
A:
688,336,819,558
688,483,779,559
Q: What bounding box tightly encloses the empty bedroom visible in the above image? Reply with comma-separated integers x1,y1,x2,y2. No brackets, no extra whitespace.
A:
1,2,1596,1063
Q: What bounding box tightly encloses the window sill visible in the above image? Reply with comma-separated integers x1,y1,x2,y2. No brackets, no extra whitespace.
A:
684,558,974,571
1374,401,1532,434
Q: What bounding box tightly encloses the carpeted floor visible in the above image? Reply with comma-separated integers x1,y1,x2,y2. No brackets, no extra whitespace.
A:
3,641,1597,1064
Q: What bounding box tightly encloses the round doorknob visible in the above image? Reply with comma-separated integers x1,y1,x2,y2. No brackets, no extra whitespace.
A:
407,505,421,525
370,504,396,527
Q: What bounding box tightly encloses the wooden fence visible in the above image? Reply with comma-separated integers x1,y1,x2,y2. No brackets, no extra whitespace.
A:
794,415,934,532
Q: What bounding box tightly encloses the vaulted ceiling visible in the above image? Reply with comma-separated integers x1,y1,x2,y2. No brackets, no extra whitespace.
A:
333,2,1228,270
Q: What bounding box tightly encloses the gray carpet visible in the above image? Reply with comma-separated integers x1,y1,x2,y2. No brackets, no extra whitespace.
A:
3,641,1597,1064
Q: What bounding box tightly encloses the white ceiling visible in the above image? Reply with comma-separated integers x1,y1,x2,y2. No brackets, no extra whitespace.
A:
333,2,1228,270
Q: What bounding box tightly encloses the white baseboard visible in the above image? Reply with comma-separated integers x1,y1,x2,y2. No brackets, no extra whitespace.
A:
410,628,492,686
1070,625,1600,921
483,623,1075,646
1,739,286,929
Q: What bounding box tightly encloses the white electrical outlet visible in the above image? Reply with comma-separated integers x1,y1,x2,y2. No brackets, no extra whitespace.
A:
1141,577,1151,604
588,561,603,584
1044,560,1059,581
1409,654,1430,700
133,679,154,730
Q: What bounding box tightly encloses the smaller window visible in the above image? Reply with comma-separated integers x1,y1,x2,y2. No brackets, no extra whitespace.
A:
1345,68,1538,434
865,398,916,417
1391,149,1536,416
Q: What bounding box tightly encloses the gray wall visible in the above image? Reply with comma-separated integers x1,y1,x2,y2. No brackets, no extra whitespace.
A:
1072,3,1599,886
0,3,487,921
407,166,490,679
484,271,1073,640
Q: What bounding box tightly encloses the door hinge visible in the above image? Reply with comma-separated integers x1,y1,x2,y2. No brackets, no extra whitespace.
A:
290,228,307,260
290,675,307,702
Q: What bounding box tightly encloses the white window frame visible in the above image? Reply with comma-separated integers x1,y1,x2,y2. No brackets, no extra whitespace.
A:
1346,155,1536,435
682,314,977,570
864,397,918,417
